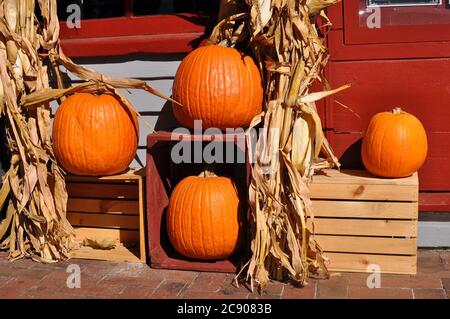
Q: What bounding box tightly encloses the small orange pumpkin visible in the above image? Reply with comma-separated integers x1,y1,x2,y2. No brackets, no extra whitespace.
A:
166,171,241,260
361,107,428,178
52,93,139,176
172,45,263,130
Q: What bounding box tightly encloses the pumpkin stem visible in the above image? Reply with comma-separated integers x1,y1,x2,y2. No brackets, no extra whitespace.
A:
392,107,404,114
199,166,218,178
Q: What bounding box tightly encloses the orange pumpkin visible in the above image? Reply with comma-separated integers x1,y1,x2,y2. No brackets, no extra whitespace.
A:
52,93,139,176
361,108,428,178
172,45,263,130
167,171,241,260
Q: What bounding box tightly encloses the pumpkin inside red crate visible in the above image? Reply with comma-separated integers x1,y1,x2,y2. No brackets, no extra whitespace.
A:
146,131,250,272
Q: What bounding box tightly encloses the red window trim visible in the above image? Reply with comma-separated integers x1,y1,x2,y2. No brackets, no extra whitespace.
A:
60,14,210,57
326,2,450,61
344,1,450,45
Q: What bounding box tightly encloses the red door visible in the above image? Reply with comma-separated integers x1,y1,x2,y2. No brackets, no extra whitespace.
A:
325,1,450,212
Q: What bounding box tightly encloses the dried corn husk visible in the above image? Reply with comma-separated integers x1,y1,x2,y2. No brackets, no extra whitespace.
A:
83,238,117,250
210,0,350,291
291,115,312,176
307,0,340,17
0,0,172,262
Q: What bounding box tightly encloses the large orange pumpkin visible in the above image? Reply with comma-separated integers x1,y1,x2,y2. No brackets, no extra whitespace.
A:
52,93,139,176
167,171,241,260
361,108,428,178
172,45,263,130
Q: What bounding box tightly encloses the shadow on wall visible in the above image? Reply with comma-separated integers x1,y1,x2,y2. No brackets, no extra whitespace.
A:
0,117,10,176
134,101,180,168
153,100,180,132
72,53,188,66
339,138,365,169
0,118,10,221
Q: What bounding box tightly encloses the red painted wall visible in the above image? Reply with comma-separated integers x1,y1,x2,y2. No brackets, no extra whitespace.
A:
326,1,450,212
60,14,210,57
58,2,450,212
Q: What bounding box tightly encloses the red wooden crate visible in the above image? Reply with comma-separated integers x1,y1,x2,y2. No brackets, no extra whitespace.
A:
146,131,250,273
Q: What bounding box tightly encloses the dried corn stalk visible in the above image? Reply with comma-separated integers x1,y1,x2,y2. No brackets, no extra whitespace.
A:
0,0,172,262
210,0,349,290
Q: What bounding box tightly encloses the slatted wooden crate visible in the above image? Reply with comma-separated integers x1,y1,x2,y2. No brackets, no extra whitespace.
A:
67,169,146,263
309,169,418,275
146,131,250,272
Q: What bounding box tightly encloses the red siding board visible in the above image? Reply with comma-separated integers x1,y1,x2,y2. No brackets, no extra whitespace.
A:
329,30,450,61
420,193,450,212
60,15,207,39
59,14,209,57
61,33,204,57
326,1,343,30
327,58,450,133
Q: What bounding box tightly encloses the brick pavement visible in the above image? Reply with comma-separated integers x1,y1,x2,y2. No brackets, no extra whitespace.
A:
0,249,448,299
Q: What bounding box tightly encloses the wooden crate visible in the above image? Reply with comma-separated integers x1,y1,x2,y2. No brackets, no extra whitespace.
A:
310,169,418,275
67,169,146,263
146,131,250,273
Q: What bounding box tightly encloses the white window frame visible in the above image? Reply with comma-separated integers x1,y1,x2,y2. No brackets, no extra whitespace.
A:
367,0,442,7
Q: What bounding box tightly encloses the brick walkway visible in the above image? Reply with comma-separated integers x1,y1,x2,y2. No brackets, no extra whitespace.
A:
0,249,449,299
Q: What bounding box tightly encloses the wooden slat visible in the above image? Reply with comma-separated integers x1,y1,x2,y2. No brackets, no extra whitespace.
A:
315,235,417,255
74,227,140,244
67,198,139,215
310,218,417,237
311,169,418,186
138,177,146,263
309,183,418,201
68,213,139,230
312,200,418,219
66,183,138,199
309,170,418,201
66,168,145,182
71,244,142,263
325,253,417,274
66,179,138,184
